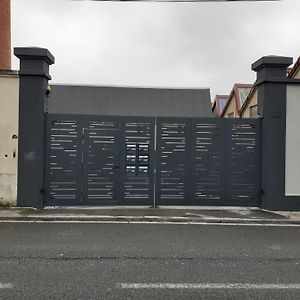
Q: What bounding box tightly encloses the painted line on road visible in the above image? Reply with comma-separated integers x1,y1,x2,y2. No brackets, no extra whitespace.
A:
0,220,299,227
117,283,300,290
0,283,13,289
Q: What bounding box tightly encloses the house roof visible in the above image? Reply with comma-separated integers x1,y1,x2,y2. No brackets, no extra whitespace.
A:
288,56,300,78
220,83,253,117
212,94,230,116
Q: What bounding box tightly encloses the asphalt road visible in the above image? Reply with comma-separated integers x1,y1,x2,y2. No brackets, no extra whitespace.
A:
0,222,299,299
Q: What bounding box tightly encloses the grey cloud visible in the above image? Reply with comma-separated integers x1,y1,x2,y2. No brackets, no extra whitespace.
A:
12,0,300,98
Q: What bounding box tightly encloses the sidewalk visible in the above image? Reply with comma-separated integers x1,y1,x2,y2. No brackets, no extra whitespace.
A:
0,206,299,225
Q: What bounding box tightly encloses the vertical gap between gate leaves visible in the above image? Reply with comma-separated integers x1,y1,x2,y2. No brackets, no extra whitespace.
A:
153,117,157,208
80,126,85,205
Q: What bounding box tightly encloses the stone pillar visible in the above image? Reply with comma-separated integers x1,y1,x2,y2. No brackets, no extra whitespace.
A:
14,47,55,208
252,56,300,211
0,0,11,70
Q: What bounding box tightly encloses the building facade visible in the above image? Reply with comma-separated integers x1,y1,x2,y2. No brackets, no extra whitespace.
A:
240,87,258,118
0,71,19,206
288,56,300,79
212,95,229,117
220,84,253,118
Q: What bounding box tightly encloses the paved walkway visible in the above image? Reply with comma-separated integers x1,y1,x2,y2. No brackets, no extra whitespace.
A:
0,206,299,224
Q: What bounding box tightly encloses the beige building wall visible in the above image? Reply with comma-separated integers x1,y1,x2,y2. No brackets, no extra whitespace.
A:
240,89,258,118
0,72,19,206
293,68,300,79
212,107,218,117
223,95,238,118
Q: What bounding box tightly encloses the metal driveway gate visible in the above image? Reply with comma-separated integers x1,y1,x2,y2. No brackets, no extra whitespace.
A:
156,118,261,207
45,114,155,206
45,114,260,207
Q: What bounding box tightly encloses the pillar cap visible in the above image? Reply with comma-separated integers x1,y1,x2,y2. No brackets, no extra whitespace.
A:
14,47,55,65
252,55,292,71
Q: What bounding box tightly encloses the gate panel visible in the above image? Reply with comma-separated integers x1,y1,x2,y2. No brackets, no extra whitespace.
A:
45,115,82,206
45,114,155,206
227,120,261,206
156,119,190,205
121,118,155,205
190,119,226,205
155,117,261,207
82,119,121,205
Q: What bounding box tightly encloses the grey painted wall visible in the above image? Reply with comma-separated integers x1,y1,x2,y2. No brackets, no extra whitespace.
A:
48,85,212,118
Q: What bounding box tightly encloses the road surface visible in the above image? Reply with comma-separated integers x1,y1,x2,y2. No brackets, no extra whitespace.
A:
0,221,299,299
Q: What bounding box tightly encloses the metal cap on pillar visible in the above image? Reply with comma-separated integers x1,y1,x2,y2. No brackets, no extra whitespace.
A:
14,47,55,208
252,56,293,84
14,47,55,79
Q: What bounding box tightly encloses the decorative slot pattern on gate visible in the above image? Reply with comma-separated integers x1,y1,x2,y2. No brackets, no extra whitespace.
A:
47,119,81,205
229,122,259,204
193,122,224,203
45,115,260,207
82,120,120,205
157,122,187,204
124,121,152,203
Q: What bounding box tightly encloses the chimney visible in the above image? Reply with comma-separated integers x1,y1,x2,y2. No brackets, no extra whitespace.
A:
0,0,11,70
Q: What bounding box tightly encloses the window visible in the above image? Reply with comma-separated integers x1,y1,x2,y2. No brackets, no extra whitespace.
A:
250,105,258,118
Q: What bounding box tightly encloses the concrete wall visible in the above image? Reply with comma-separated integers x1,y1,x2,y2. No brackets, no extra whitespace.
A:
285,85,300,196
240,89,258,118
0,72,19,206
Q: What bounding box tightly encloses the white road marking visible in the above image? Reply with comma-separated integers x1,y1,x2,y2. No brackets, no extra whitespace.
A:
0,220,299,227
0,283,13,289
117,283,300,290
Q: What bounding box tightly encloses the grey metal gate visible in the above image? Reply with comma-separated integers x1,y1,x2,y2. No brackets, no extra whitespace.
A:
45,114,155,206
82,124,121,205
45,114,260,207
156,118,261,207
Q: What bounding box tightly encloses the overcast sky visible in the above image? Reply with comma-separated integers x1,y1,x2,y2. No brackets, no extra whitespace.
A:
11,0,300,99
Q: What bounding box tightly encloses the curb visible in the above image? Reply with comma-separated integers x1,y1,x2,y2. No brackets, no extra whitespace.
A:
0,215,299,225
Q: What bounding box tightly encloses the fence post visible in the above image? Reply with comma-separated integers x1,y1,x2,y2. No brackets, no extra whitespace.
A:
14,47,55,208
252,56,300,211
